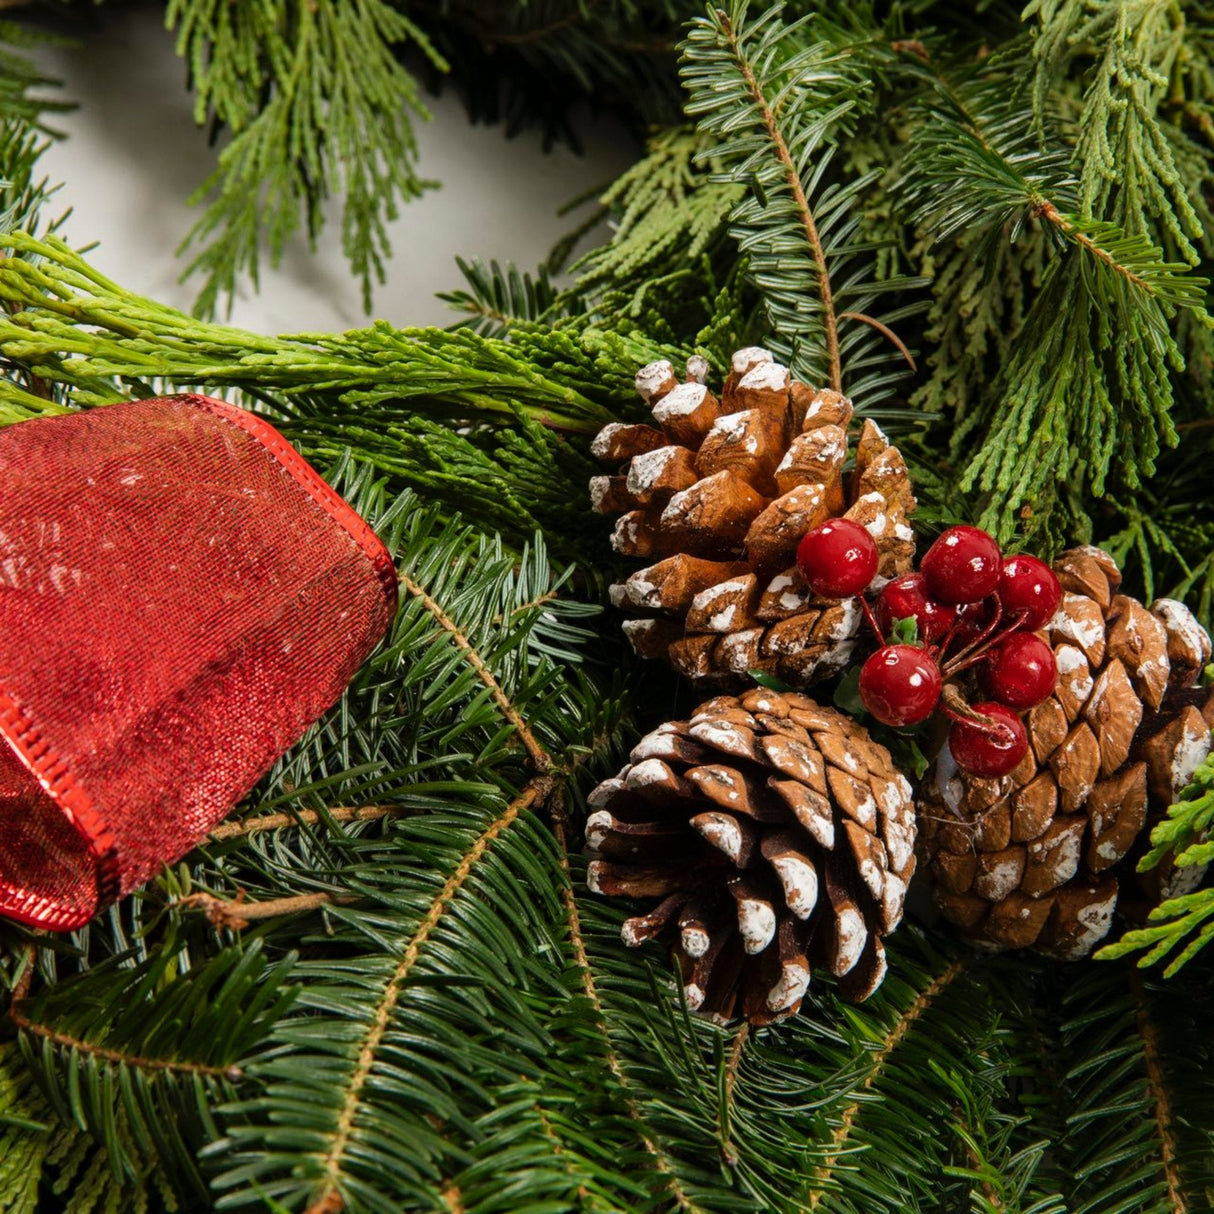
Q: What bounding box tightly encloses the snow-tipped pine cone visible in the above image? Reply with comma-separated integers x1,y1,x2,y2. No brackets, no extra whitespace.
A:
586,688,915,1024
917,546,1214,959
590,348,916,689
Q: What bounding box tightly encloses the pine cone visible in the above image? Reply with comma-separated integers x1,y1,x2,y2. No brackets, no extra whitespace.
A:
585,688,916,1024
591,348,916,689
918,546,1214,960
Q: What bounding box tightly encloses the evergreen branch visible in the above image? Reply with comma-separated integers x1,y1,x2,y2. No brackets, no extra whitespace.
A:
1131,971,1186,1214
438,257,560,338
1026,0,1202,263
304,775,552,1214
398,570,553,772
168,0,448,315
810,955,968,1205
720,7,842,391
681,3,922,405
548,795,704,1213
207,804,409,842
10,1003,244,1082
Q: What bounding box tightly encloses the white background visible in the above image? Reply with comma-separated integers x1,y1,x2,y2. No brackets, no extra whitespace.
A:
28,2,637,334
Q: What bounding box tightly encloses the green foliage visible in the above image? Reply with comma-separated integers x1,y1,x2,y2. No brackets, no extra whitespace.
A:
168,0,448,317
1097,750,1214,976
3,2,1214,1211
894,33,1212,548
0,231,686,552
571,126,743,313
438,257,560,338
681,3,923,410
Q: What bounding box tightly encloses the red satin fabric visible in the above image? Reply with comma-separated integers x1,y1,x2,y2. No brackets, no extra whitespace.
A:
0,395,397,929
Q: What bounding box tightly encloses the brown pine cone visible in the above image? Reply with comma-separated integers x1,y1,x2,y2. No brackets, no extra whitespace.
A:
917,546,1214,960
585,688,915,1024
590,348,916,689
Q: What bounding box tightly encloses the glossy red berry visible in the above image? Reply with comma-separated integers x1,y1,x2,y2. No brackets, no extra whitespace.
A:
858,645,942,726
948,702,1029,778
796,518,879,599
998,554,1062,631
875,573,956,644
921,525,1003,605
983,633,1057,710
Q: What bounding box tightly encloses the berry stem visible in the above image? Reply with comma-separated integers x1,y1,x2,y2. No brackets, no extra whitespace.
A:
940,598,1003,671
858,595,886,646
940,607,1029,679
939,684,1000,732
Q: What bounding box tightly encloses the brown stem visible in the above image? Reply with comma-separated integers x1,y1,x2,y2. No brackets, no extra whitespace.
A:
723,12,842,392
939,684,999,730
1031,200,1157,295
718,1022,750,1167
810,958,967,1205
207,804,408,842
1131,970,1187,1214
177,890,348,931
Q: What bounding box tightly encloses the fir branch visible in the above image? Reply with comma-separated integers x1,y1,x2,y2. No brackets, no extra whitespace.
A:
722,7,842,390
1131,971,1186,1214
303,775,552,1214
438,257,560,339
548,798,703,1214
681,3,922,406
810,955,968,1205
397,568,553,771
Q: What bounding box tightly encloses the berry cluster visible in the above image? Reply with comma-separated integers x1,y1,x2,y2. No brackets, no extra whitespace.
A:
795,521,1062,779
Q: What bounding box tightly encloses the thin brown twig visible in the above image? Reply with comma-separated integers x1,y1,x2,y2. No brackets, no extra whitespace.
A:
722,11,843,393
1131,970,1187,1214
304,776,554,1214
207,804,407,842
838,311,918,372
399,571,551,771
718,1022,750,1167
178,890,349,931
810,957,968,1206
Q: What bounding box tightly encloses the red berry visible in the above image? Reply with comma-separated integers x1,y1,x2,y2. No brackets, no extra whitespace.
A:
858,645,942,726
948,702,1029,778
796,519,879,599
982,633,1057,710
921,525,1003,605
875,573,956,644
998,554,1062,631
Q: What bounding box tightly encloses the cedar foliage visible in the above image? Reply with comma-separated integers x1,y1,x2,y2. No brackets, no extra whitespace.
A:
0,2,1213,1212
